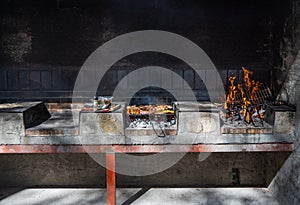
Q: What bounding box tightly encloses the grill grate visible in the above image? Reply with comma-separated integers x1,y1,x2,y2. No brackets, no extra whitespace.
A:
224,84,274,126
232,85,273,107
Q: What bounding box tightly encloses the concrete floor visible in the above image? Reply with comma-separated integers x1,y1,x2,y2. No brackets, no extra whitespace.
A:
0,188,281,205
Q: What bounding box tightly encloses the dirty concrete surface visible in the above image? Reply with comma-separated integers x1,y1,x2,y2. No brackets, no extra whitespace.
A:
0,188,281,205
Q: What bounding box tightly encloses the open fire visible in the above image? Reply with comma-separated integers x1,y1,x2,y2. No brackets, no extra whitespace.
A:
223,67,273,127
126,105,176,136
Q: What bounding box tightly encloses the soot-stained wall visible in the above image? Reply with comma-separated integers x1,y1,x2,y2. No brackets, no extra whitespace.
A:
0,0,293,102
0,152,290,187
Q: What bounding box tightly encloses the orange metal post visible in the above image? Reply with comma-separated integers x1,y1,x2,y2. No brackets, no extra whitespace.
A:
106,152,116,205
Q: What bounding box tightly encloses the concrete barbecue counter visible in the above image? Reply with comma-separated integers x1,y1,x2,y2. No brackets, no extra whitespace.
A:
0,101,294,205
0,101,294,146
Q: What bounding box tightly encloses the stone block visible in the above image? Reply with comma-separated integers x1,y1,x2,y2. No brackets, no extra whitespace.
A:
80,113,124,135
178,112,220,135
0,113,24,143
175,102,220,136
265,105,296,136
79,103,126,143
0,102,51,143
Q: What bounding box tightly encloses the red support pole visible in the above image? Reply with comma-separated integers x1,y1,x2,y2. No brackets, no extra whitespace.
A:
106,152,116,205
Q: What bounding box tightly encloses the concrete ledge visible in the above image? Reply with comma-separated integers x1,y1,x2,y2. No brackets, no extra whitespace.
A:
17,133,293,145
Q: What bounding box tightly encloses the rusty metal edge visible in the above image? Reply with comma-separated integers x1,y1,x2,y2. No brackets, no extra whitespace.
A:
0,143,293,154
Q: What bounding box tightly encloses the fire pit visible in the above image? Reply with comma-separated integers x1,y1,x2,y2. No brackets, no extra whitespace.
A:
125,104,176,136
220,67,293,135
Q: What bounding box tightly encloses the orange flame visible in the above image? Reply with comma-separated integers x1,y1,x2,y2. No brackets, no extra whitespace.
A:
224,76,237,110
242,67,252,91
224,67,263,121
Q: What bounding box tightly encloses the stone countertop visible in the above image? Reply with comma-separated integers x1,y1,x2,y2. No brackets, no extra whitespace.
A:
25,111,79,136
0,101,294,150
174,101,221,112
80,102,126,113
0,101,44,113
18,133,294,146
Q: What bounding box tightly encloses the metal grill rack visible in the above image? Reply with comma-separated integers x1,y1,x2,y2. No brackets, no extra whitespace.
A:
231,85,273,106
226,84,273,126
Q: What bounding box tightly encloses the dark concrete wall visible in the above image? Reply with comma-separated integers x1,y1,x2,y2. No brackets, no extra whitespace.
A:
0,152,289,188
269,52,300,205
0,0,292,102
268,1,300,203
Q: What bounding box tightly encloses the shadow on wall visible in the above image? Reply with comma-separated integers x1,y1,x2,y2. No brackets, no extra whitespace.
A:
129,87,176,106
